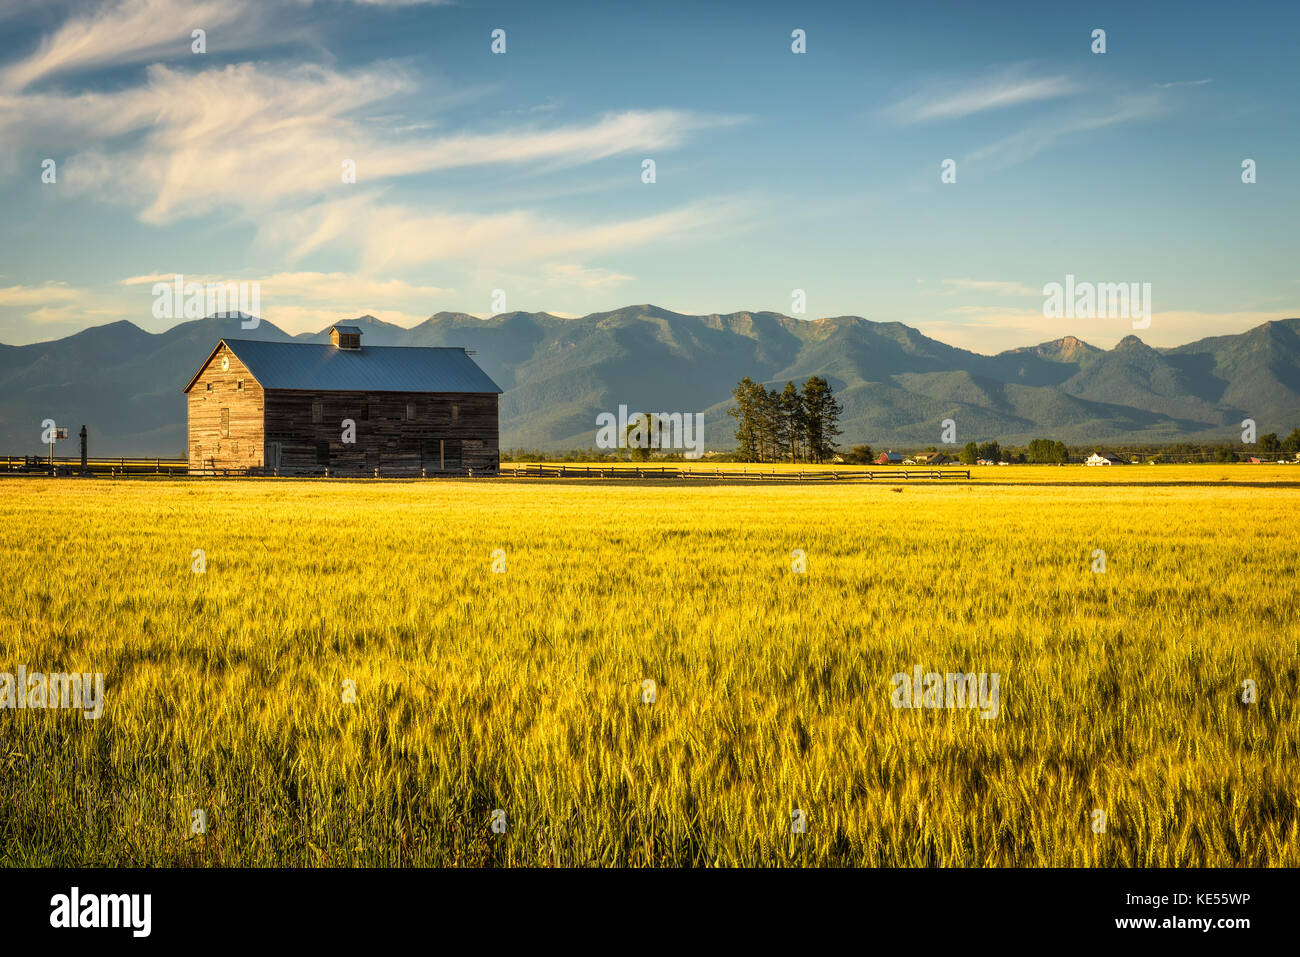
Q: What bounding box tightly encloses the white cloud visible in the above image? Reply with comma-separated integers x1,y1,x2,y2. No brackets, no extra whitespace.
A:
913,306,1295,353
119,270,449,333
921,279,1039,298
1,0,261,91
543,263,635,289
1,56,739,225
966,92,1166,168
0,281,83,306
260,193,749,271
888,71,1079,123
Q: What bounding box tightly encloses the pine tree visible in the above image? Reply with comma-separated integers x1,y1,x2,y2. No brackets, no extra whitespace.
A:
801,376,843,463
728,378,761,462
779,381,805,463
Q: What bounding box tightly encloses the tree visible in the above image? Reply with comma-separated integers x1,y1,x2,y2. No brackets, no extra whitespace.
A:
624,413,659,461
976,440,1002,462
844,444,874,464
778,381,806,463
759,386,783,462
1214,446,1238,463
801,376,843,463
1258,432,1282,456
959,441,978,465
728,378,762,462
1283,428,1300,455
1027,438,1069,464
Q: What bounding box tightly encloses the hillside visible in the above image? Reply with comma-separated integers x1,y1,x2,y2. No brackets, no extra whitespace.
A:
1,307,1297,455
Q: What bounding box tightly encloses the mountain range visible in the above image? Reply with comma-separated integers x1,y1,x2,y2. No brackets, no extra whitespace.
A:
2,306,1297,455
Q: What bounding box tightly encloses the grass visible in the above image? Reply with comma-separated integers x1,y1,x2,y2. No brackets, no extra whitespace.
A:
1,477,1296,866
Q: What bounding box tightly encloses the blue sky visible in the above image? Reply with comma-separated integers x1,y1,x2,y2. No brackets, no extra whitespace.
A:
0,0,1296,351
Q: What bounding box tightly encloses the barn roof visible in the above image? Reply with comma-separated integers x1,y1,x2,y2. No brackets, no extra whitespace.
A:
184,338,503,394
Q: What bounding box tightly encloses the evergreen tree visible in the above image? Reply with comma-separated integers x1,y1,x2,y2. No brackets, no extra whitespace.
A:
728,378,761,462
778,381,805,463
801,376,843,463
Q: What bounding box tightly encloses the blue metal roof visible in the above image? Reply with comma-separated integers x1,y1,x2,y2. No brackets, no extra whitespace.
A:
215,339,502,394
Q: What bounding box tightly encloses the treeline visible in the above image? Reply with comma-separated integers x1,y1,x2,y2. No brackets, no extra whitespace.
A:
501,427,1300,464
832,439,1067,465
728,376,843,463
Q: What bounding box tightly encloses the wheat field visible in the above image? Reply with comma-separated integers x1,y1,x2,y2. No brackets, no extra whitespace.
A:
1,474,1296,866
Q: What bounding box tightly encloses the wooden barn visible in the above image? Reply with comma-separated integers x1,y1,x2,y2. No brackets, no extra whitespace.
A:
183,325,502,475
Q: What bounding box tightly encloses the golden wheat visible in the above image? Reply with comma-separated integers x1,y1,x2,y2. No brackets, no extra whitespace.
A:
1,475,1296,866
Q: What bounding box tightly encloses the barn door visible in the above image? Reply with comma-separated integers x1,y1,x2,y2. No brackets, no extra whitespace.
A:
421,439,461,471
266,442,282,468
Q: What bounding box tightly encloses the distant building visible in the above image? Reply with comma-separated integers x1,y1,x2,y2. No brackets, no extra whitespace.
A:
876,451,904,465
906,451,950,465
183,325,502,474
1084,451,1121,466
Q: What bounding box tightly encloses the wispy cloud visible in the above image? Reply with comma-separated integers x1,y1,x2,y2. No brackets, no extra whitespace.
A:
260,193,750,271
118,270,448,333
965,92,1167,168
544,263,636,289
887,70,1079,123
0,281,83,306
1,0,263,91
922,279,1040,298
1,58,739,226
914,306,1294,353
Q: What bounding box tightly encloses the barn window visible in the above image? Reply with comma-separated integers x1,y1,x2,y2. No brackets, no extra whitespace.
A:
406,402,416,421
451,403,460,423
237,379,244,391
311,400,322,424
220,408,230,437
315,442,330,465
205,382,212,392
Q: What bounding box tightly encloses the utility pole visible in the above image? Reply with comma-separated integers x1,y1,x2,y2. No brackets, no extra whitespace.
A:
80,425,88,474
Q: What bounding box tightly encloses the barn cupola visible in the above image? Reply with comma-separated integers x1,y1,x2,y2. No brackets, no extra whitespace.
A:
330,325,362,351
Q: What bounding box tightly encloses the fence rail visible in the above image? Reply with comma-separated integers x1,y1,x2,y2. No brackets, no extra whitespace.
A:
2,456,972,482
2,455,188,475
500,465,971,481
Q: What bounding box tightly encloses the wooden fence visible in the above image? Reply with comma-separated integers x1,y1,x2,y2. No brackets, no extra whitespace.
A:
2,455,188,476
500,465,971,481
2,456,971,482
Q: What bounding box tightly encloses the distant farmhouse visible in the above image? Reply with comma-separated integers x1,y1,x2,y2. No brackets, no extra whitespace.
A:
183,326,502,475
905,451,950,465
1084,451,1122,466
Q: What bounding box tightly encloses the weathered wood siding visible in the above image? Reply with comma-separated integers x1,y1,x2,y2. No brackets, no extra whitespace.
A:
263,390,499,475
186,344,265,472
